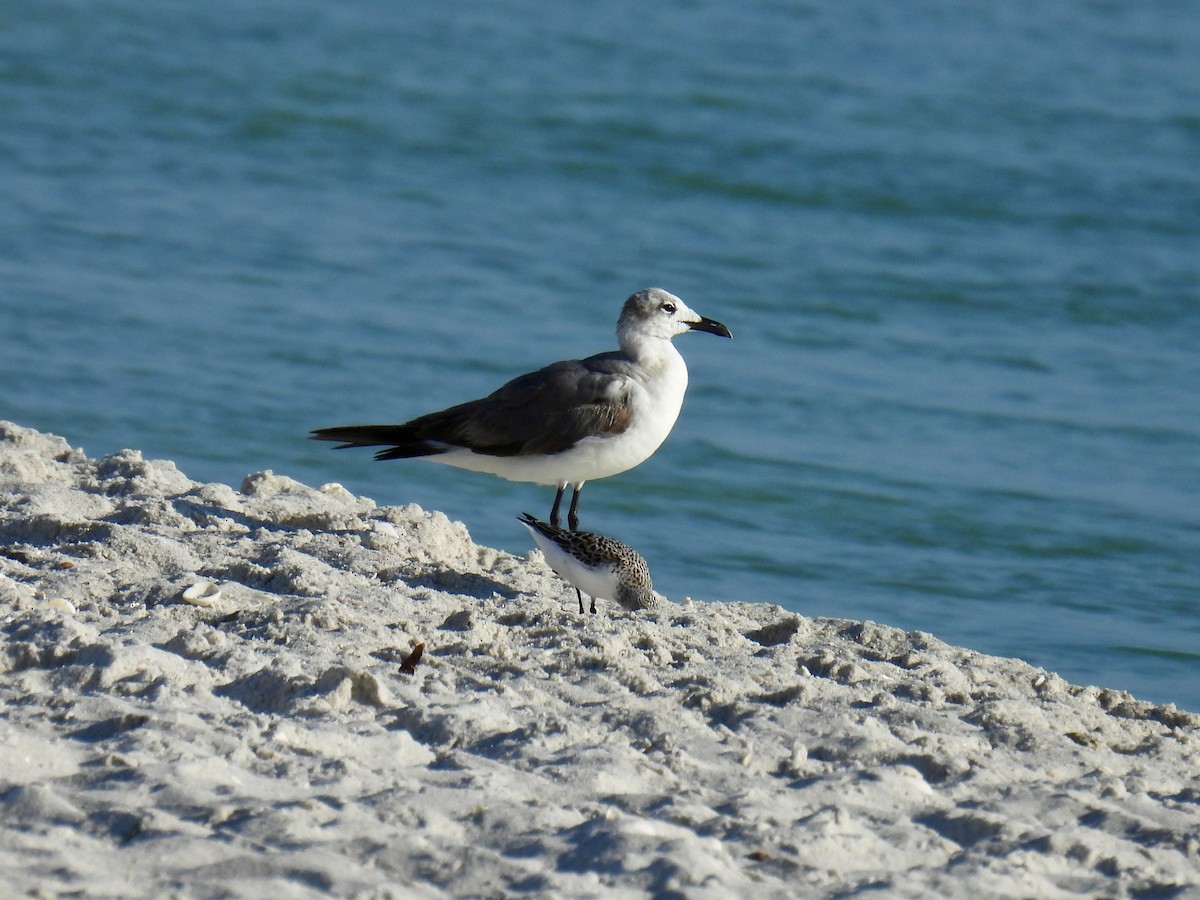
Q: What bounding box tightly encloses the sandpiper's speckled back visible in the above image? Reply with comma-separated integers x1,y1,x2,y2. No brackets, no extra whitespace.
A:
565,529,654,610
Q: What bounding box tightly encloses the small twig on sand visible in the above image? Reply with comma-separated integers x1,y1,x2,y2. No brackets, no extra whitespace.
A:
399,642,425,675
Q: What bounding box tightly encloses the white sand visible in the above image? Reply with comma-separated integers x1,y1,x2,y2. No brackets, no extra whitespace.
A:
2,421,1198,899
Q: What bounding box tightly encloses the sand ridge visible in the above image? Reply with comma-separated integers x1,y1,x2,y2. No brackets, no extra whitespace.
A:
2,421,1198,897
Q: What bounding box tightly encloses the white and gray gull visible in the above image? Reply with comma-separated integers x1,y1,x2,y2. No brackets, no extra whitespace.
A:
519,513,655,614
312,288,731,530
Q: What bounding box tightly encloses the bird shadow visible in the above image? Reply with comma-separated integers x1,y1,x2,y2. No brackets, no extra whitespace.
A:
405,566,520,601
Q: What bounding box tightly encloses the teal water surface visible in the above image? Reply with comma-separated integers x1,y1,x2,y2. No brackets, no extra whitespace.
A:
2,1,1198,708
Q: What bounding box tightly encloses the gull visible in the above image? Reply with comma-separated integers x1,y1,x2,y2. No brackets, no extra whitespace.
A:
519,513,655,614
312,288,731,530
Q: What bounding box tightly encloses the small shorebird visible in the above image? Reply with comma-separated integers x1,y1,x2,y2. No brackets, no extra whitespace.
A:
311,288,730,531
518,513,655,614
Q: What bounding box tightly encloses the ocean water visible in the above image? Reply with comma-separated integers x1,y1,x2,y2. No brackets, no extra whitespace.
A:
3,1,1198,708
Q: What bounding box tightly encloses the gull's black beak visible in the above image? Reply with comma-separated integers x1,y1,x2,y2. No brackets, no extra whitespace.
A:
688,316,733,339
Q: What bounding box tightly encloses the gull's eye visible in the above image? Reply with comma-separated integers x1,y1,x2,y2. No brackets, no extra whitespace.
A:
662,302,676,314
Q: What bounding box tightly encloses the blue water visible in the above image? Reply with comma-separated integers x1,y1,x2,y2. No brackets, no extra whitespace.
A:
3,1,1198,709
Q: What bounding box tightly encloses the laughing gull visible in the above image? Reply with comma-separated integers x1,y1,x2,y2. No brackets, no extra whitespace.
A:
519,513,655,613
312,288,731,530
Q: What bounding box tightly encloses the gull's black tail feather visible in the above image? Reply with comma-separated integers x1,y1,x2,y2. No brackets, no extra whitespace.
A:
309,425,443,460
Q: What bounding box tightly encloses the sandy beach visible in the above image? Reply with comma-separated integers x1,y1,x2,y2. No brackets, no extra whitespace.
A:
1,420,1198,898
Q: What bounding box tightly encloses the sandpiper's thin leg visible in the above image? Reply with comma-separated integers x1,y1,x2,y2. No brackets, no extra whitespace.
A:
550,484,566,528
575,588,584,614
567,484,583,531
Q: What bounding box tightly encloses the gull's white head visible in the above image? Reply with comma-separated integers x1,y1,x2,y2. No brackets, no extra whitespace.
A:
617,288,733,346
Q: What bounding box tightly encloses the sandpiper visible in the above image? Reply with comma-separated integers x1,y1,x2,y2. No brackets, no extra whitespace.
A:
519,512,655,614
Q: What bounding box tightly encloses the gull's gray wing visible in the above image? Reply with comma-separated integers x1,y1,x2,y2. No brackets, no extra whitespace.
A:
312,355,637,460
407,357,636,456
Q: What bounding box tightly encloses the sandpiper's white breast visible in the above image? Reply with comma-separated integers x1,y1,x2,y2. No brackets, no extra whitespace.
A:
524,527,622,600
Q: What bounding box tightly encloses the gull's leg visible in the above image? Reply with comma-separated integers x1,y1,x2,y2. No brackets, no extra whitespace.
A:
575,588,584,614
567,483,584,532
550,484,566,528
589,596,597,614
